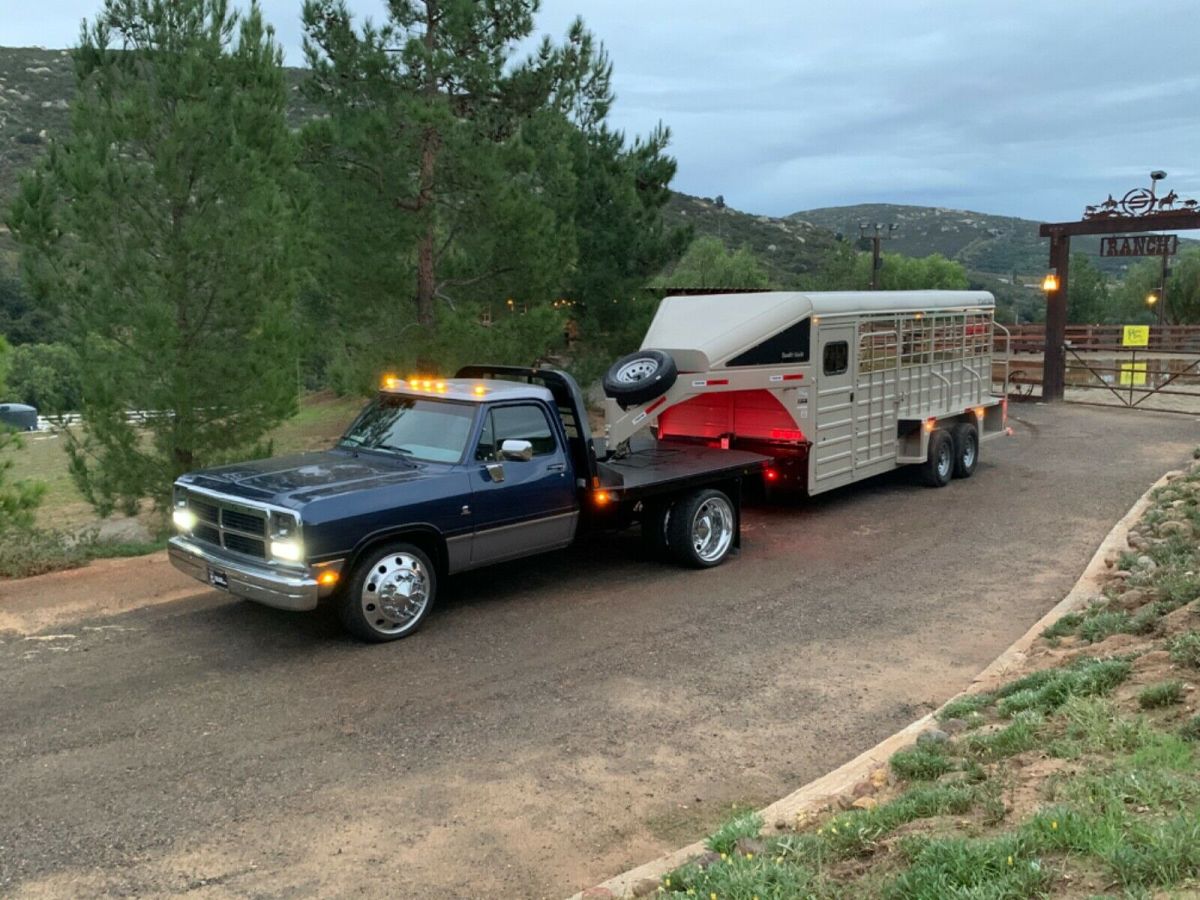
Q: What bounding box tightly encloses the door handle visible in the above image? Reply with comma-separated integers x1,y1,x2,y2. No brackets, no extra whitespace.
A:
547,463,566,473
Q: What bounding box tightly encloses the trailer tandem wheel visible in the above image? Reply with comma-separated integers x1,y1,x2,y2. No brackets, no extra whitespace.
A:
951,422,979,479
919,429,954,488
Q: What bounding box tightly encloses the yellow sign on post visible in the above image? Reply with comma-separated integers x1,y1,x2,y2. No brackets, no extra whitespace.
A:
1122,325,1150,347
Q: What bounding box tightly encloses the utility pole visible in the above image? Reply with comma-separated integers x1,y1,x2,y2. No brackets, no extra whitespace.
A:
1158,249,1170,327
859,222,897,290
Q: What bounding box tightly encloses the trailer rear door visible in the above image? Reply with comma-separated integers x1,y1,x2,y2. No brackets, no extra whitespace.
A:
812,323,856,491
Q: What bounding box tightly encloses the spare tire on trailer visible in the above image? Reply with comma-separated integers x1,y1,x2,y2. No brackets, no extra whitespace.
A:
603,350,678,408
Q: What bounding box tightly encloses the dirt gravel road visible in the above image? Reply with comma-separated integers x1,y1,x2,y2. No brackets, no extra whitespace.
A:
1,403,1196,898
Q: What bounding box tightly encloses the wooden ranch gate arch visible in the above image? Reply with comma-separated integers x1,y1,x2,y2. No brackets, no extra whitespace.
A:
1039,174,1200,401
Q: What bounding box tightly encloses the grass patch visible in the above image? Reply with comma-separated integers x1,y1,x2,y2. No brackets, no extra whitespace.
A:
884,833,1050,899
704,810,763,855
1077,609,1131,643
1138,681,1184,709
1156,571,1200,607
890,744,953,781
1041,611,1083,641
963,713,1043,761
995,657,1132,717
938,692,994,721
0,527,167,578
1047,697,1152,758
1181,716,1200,742
1169,631,1200,668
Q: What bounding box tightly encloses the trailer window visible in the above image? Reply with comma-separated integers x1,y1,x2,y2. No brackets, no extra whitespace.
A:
823,341,849,376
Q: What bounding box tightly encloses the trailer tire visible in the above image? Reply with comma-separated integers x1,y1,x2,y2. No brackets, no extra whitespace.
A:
667,488,737,568
338,542,436,642
951,422,979,479
641,500,674,558
919,429,954,488
603,350,678,408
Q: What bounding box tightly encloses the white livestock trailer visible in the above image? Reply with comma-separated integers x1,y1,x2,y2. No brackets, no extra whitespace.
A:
601,290,1009,492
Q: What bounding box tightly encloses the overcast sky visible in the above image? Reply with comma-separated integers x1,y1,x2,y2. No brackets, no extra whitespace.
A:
5,0,1198,221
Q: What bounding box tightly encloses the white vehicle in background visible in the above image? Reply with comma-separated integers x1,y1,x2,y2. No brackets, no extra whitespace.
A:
601,290,1009,492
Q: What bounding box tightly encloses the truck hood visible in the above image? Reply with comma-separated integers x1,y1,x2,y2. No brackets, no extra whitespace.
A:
180,449,433,506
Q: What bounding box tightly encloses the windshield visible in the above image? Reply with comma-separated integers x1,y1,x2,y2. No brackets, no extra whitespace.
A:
339,396,477,464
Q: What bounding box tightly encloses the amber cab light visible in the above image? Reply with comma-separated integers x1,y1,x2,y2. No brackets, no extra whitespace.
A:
317,570,340,587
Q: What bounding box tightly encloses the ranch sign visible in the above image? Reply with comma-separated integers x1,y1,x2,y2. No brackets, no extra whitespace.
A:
1098,234,1179,258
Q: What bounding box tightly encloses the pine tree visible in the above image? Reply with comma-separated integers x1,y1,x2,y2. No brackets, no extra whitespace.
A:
8,0,305,515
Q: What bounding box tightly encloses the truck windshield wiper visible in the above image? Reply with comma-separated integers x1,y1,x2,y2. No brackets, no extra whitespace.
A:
379,445,415,457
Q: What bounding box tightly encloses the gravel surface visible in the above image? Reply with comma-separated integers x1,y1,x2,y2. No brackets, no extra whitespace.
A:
0,403,1196,899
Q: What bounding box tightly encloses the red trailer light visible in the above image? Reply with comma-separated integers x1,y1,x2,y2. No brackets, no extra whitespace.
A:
769,428,804,442
764,468,780,482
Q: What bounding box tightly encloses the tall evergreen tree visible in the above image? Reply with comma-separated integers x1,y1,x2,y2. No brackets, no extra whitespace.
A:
8,0,305,514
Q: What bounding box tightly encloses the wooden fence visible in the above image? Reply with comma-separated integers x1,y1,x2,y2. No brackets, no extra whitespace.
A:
997,325,1200,354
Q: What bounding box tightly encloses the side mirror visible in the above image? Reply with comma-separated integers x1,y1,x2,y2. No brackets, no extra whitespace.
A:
499,439,533,462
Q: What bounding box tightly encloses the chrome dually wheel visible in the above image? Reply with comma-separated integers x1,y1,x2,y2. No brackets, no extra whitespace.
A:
667,488,737,568
340,543,437,642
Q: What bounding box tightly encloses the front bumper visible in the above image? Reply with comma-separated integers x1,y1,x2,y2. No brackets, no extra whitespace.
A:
168,535,321,611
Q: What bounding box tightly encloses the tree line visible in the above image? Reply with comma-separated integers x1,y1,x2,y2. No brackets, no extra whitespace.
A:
4,0,686,515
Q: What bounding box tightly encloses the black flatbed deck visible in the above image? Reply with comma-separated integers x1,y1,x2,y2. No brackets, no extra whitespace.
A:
596,441,767,498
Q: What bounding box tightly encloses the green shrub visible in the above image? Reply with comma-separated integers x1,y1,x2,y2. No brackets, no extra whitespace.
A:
1138,681,1184,709
6,342,84,414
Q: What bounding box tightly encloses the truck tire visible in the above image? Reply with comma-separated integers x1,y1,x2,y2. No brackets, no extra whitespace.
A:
602,350,678,408
666,488,736,568
339,542,437,642
641,500,674,558
919,429,954,488
951,422,979,479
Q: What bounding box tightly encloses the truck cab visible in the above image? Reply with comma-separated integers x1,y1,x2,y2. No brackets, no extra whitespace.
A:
168,367,762,642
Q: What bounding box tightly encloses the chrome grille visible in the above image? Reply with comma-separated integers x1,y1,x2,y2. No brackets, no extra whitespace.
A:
221,508,265,535
183,489,269,559
192,498,219,524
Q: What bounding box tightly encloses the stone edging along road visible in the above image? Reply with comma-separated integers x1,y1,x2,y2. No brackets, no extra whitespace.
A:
568,467,1178,900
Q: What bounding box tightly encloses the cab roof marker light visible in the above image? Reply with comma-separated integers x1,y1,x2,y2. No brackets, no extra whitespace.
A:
473,385,488,396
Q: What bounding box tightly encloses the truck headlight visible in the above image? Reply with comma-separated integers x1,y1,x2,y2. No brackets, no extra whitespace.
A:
172,508,197,532
270,539,304,562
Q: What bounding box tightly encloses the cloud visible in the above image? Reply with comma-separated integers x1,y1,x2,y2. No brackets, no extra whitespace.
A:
8,0,1199,221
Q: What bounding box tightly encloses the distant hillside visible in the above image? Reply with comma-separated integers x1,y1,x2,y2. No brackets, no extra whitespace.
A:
789,203,1197,278
0,46,321,207
662,193,843,285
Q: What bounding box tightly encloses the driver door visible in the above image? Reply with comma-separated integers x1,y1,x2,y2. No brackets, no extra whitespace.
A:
469,403,578,566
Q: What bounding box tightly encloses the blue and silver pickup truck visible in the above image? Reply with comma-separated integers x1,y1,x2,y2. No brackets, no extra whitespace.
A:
168,366,764,641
